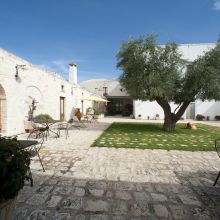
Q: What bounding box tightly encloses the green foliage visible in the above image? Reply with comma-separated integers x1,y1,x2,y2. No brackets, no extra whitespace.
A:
117,35,220,104
94,108,101,115
34,114,53,121
183,39,220,101
196,114,205,121
0,136,31,202
117,35,185,102
117,35,220,130
87,107,103,115
86,107,94,113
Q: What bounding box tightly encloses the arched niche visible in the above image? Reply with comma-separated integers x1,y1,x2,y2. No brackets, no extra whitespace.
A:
25,86,43,116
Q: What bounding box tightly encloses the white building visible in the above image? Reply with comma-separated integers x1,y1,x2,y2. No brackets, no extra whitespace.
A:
81,43,220,120
0,48,93,135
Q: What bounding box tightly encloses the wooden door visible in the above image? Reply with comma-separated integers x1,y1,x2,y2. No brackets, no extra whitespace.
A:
60,97,65,121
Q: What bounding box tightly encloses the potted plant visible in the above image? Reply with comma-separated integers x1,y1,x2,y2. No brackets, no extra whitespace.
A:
196,114,205,121
24,99,38,132
0,136,31,220
137,114,142,119
155,114,160,120
34,114,53,122
94,108,104,119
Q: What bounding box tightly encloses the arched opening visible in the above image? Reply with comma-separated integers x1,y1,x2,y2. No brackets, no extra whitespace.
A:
0,84,7,133
25,86,43,117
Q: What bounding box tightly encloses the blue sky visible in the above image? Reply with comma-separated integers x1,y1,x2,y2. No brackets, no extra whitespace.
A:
0,0,220,82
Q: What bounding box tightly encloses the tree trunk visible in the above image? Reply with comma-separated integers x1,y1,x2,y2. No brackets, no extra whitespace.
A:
156,98,190,132
163,113,176,132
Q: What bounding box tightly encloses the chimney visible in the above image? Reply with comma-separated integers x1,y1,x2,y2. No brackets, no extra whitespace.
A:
69,63,77,84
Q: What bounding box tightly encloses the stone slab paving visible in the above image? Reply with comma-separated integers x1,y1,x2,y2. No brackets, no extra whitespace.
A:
14,118,220,220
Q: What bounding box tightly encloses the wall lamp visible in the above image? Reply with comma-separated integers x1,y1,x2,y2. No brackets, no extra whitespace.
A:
15,64,26,79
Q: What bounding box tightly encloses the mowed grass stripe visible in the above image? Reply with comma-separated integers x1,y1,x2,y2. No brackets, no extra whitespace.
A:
92,122,220,151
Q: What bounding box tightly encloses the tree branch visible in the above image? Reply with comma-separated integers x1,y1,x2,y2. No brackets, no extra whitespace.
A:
174,103,181,114
174,101,190,121
156,98,172,118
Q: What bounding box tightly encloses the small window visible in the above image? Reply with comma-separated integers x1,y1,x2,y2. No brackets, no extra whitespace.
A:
71,87,74,95
61,85,65,92
103,87,108,96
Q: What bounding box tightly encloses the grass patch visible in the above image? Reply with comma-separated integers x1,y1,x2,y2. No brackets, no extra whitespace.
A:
92,122,220,151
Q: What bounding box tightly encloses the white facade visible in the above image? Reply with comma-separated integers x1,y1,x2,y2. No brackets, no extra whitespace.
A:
81,79,129,97
81,43,220,120
0,48,92,135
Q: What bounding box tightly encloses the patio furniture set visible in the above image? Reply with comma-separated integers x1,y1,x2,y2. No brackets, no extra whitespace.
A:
8,114,220,187
17,115,98,186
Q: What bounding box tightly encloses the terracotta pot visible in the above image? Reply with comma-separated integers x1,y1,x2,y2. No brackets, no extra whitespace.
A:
24,120,34,131
0,196,17,220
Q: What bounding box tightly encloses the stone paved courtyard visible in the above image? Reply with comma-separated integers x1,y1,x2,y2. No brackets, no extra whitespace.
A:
14,118,220,220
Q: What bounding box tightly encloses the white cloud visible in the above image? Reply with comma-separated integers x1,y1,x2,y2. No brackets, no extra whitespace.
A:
38,58,84,78
51,59,71,74
213,0,220,10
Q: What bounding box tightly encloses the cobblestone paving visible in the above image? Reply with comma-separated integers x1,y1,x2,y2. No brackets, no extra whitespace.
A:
14,119,220,220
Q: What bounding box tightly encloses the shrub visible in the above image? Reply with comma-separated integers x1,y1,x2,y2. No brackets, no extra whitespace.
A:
215,115,220,121
196,114,205,121
34,114,53,121
94,108,101,115
86,107,94,114
0,136,31,202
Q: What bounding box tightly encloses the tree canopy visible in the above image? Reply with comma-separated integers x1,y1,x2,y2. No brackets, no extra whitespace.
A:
117,35,220,131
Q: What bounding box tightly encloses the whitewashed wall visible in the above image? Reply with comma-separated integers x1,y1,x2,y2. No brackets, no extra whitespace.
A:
133,100,181,120
195,100,220,120
0,48,92,135
80,79,129,97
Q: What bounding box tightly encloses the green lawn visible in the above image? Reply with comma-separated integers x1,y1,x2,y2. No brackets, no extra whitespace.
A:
92,122,220,151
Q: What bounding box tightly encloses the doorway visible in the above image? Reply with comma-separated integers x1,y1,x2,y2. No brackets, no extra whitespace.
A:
60,97,65,121
186,102,195,119
106,98,133,116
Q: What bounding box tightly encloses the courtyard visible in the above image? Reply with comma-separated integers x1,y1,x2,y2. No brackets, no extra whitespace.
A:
14,118,220,220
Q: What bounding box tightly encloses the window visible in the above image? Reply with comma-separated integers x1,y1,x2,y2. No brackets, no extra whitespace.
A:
61,85,65,92
103,87,108,96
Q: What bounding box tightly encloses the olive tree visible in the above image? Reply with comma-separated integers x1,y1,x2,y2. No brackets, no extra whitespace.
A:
117,35,220,131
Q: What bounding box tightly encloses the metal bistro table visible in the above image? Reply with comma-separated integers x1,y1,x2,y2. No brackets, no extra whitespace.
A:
32,119,62,140
18,139,45,186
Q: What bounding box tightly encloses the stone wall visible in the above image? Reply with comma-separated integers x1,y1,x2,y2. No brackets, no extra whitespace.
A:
0,48,92,135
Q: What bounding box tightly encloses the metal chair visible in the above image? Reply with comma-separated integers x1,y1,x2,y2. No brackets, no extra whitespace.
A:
18,138,45,186
27,122,48,141
57,122,69,139
213,139,220,186
25,136,45,172
72,116,86,128
84,114,98,123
